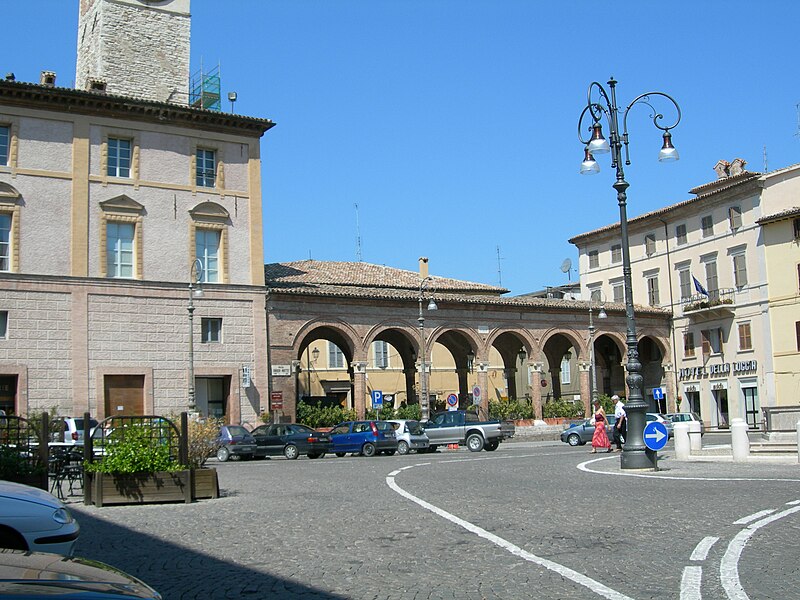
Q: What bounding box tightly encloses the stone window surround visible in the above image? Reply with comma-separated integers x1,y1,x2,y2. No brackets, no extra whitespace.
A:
189,201,230,285
191,142,225,193
93,367,154,420
100,128,140,187
0,117,19,172
0,183,22,273
99,195,145,279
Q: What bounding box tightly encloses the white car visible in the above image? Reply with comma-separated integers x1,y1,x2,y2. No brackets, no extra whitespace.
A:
51,416,99,446
0,481,79,555
386,419,430,455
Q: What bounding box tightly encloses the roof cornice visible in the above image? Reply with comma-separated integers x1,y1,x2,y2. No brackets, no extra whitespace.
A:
0,80,275,137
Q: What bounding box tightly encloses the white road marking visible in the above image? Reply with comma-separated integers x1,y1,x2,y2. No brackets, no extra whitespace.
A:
386,468,634,600
720,504,800,599
680,566,703,600
578,456,800,482
786,500,800,506
732,510,775,525
690,536,719,561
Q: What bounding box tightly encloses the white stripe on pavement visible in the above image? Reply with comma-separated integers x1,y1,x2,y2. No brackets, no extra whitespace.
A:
732,510,775,525
690,537,719,561
386,469,635,600
680,566,703,600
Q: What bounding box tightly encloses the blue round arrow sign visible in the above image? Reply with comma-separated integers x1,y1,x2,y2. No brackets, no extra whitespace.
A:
643,421,669,451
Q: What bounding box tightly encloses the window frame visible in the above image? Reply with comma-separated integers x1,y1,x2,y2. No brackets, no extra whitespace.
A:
737,322,752,351
0,212,10,272
678,268,691,301
675,223,687,246
373,340,389,369
195,147,217,188
701,215,714,238
683,331,695,357
328,342,345,369
729,206,742,230
644,234,656,257
611,244,622,264
588,250,599,269
732,252,748,289
704,260,719,295
201,317,222,343
0,310,7,340
105,220,135,278
107,137,132,178
0,124,9,166
99,196,144,280
560,355,571,385
646,274,660,306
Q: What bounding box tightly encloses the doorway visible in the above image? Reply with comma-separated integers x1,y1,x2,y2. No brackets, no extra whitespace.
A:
712,389,729,428
196,377,229,419
104,375,145,416
0,375,17,414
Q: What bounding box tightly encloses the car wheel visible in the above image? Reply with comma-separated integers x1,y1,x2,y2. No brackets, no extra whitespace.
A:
362,442,376,457
567,433,582,447
283,444,300,460
0,526,27,551
335,452,346,458
428,445,438,453
484,441,499,451
397,440,410,455
466,433,485,452
216,446,230,462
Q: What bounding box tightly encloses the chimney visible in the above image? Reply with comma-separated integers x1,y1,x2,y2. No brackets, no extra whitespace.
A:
40,71,56,87
419,257,429,279
88,78,107,93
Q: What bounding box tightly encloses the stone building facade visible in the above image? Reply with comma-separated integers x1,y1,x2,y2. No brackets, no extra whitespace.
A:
0,0,273,422
570,160,800,428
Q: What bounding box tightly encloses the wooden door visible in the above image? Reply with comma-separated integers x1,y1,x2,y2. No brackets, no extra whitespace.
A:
104,375,145,416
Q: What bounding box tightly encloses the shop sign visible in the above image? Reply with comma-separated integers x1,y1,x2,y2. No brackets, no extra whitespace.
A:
679,360,757,380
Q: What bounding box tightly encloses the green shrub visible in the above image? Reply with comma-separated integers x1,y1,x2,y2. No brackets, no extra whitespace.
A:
489,400,535,420
542,398,584,419
394,404,421,421
85,425,186,474
296,401,358,429
0,446,45,478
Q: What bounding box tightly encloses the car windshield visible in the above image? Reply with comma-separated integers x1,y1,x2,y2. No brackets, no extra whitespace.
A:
74,418,99,430
291,425,314,434
374,421,393,431
226,426,250,437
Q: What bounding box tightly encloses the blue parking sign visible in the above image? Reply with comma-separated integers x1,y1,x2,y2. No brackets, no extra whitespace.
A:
371,390,383,408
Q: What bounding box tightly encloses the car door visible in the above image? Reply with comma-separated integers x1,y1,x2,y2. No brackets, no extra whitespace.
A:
424,413,458,445
253,424,283,456
329,423,354,453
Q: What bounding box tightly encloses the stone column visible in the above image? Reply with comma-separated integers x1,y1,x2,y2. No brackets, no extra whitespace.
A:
530,363,544,420
505,368,518,401
578,361,591,417
352,361,368,419
456,367,470,406
477,362,490,420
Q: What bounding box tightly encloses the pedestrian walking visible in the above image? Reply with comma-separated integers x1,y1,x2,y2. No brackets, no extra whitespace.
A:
590,400,611,453
612,395,626,451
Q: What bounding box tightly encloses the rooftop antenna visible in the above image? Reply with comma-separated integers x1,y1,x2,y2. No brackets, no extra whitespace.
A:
763,145,768,173
560,257,573,282
354,203,363,262
496,245,504,286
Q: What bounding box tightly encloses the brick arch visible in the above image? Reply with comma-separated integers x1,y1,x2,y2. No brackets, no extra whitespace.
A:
293,318,360,361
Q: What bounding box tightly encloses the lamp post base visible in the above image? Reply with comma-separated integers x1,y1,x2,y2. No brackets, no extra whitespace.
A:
620,447,658,470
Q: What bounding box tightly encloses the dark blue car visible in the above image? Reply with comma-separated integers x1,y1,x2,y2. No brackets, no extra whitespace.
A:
329,421,399,457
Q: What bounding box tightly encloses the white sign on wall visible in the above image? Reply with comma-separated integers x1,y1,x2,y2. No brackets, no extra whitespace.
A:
270,365,291,377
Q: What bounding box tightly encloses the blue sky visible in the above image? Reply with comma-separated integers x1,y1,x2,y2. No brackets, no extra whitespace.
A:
5,1,800,294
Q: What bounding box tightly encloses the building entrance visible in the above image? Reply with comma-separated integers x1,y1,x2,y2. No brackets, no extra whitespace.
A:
104,375,145,416
0,375,17,414
712,389,729,428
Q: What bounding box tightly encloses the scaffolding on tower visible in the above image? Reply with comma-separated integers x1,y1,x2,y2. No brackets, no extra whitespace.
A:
189,61,221,111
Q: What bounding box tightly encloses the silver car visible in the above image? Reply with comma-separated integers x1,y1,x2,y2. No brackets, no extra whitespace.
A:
666,412,705,436
386,419,430,455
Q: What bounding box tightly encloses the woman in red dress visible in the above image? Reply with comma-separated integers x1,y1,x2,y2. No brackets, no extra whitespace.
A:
590,400,611,453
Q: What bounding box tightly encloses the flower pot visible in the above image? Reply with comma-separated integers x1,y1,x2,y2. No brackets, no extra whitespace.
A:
88,470,191,507
191,467,219,500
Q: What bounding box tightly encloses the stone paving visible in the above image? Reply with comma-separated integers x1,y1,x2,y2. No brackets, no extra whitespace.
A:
66,441,800,599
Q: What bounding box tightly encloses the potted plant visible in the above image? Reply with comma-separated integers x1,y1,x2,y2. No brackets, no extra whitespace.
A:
184,417,221,500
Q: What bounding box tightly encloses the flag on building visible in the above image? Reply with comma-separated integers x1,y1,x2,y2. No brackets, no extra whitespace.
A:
693,276,708,296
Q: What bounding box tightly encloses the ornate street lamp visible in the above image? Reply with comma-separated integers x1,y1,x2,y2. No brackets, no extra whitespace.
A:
418,276,437,421
188,258,204,411
578,77,681,469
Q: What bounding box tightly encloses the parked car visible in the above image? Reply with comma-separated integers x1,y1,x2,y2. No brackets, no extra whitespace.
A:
51,416,99,446
215,425,257,462
250,423,331,459
0,549,161,599
329,421,399,457
666,412,705,436
647,412,674,438
560,415,618,446
386,419,430,455
0,481,80,555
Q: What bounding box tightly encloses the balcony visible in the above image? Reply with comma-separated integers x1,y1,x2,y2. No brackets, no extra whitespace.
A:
681,288,736,319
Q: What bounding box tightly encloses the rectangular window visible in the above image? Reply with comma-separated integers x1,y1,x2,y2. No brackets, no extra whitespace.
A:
374,340,389,369
701,328,723,356
196,229,220,283
560,356,571,385
678,269,691,301
796,322,800,352
590,287,602,302
683,331,695,357
201,318,222,343
106,222,134,278
107,137,131,178
733,253,748,288
729,206,742,230
675,224,687,246
646,275,660,306
701,215,714,237
704,261,719,296
612,283,624,303
0,213,10,272
0,310,7,339
0,125,9,166
196,148,216,187
611,244,622,264
329,342,344,369
645,234,656,256
588,250,599,269
738,322,752,351
793,218,800,240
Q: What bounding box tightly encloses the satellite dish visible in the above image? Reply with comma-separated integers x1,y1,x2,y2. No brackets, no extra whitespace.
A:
560,258,573,281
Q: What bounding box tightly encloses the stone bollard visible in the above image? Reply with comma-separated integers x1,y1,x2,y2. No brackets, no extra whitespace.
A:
731,418,750,462
688,421,702,452
674,422,690,460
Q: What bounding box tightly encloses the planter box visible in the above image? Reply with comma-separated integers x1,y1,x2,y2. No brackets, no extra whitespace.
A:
543,417,569,425
4,472,48,490
88,470,191,507
192,467,219,500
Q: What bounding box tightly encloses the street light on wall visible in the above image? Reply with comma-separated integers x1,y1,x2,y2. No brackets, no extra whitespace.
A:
188,258,204,412
418,276,437,421
578,77,681,470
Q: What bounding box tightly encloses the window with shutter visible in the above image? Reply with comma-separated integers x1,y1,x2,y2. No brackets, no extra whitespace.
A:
729,206,742,230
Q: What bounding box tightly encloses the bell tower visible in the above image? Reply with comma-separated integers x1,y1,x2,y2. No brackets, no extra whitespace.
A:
76,0,191,104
